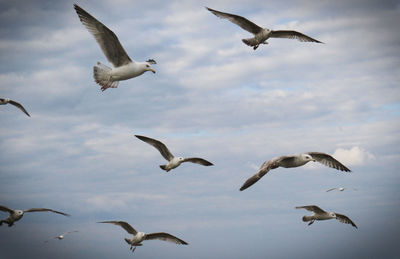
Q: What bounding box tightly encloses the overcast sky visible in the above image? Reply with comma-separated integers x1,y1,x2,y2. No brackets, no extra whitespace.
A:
0,0,399,258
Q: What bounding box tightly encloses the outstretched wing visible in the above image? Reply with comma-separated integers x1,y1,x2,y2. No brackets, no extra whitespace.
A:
240,158,280,191
326,188,338,192
0,205,14,214
135,135,174,161
206,7,263,35
182,157,213,166
295,205,326,214
145,232,188,245
306,152,351,172
24,208,70,216
270,30,322,43
335,213,358,229
98,221,138,235
74,4,132,67
8,100,30,117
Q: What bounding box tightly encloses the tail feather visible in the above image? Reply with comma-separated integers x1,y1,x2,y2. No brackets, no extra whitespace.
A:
242,37,258,47
302,216,314,222
159,165,167,171
93,62,119,91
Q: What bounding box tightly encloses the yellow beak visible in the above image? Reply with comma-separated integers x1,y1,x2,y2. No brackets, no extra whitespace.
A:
150,68,156,73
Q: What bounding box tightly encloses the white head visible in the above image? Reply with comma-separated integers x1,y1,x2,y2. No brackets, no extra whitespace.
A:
12,210,24,220
301,154,315,162
143,62,155,74
330,212,336,218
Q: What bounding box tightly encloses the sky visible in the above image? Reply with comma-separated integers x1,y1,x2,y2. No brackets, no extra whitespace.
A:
0,0,399,258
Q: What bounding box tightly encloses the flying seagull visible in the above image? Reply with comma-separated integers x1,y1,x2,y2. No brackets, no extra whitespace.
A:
0,98,30,117
240,152,350,191
98,221,188,252
0,205,70,227
326,187,357,192
296,205,357,229
44,231,79,243
206,7,323,50
74,4,156,91
135,135,214,172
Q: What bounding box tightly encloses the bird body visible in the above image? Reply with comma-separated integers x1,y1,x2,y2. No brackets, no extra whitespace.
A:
135,135,213,172
99,221,188,252
206,7,322,50
74,4,156,91
240,152,350,191
0,205,69,227
296,205,357,228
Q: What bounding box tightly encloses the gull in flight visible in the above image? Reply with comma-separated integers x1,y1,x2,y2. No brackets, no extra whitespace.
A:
0,98,30,117
44,231,79,243
296,205,357,229
240,152,350,191
0,205,70,227
135,135,214,172
98,221,188,252
74,4,156,91
326,187,357,192
206,7,323,50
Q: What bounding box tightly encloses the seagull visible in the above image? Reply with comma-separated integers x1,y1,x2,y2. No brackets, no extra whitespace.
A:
0,98,30,117
0,205,70,227
206,7,323,50
240,152,350,191
326,187,357,192
44,231,79,243
135,135,214,172
98,221,188,252
74,4,156,91
296,205,357,229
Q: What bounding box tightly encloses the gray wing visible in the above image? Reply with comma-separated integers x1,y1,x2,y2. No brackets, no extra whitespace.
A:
0,205,14,214
206,7,263,35
326,188,337,192
335,213,358,229
145,232,188,245
23,208,70,216
135,135,174,161
8,100,30,117
98,221,138,235
270,30,323,43
240,158,280,191
295,205,326,214
182,158,213,166
74,4,132,67
306,152,351,172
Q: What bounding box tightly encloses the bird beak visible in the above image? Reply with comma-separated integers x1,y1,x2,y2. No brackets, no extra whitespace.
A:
150,68,156,73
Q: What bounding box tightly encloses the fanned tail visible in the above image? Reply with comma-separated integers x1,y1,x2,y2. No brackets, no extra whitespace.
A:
93,62,119,91
242,37,259,50
160,165,167,171
302,216,313,222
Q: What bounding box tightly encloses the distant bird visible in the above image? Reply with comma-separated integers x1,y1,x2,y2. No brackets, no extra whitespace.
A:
73,4,156,91
296,205,357,229
326,187,357,192
0,205,70,227
44,231,78,243
0,98,30,117
98,221,188,252
240,152,350,191
135,135,214,172
206,7,323,50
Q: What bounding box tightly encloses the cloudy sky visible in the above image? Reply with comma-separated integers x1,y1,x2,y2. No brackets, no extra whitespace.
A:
0,0,399,258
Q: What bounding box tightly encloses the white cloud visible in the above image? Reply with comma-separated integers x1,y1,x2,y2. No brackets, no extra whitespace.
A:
333,146,375,166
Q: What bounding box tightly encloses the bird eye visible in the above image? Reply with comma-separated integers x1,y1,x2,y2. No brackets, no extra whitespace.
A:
146,65,149,67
